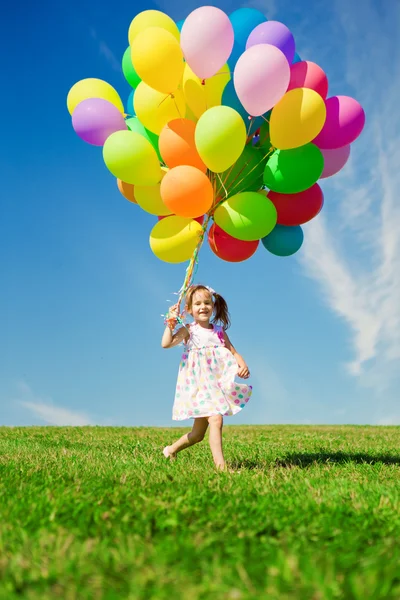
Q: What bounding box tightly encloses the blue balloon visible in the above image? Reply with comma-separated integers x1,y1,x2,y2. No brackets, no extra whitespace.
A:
222,81,263,135
176,19,184,32
262,225,304,257
293,52,302,64
228,8,267,70
126,89,135,116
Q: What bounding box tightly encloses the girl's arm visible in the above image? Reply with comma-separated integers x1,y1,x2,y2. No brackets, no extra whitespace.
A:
161,325,189,349
222,331,250,379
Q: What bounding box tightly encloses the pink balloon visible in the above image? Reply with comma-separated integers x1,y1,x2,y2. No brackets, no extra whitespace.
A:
313,96,365,149
181,7,234,80
320,145,351,178
287,61,328,99
233,44,290,116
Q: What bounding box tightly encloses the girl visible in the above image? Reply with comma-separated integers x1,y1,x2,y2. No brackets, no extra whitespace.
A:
161,284,252,470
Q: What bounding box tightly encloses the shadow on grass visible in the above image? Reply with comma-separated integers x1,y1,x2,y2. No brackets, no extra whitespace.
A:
233,452,400,470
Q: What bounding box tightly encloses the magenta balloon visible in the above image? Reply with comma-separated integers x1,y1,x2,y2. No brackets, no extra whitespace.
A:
313,96,365,149
181,6,234,79
234,44,290,116
246,21,295,63
72,98,127,146
320,145,351,178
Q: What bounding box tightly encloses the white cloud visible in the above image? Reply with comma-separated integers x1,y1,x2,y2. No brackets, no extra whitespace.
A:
90,27,121,73
298,0,400,387
14,382,94,426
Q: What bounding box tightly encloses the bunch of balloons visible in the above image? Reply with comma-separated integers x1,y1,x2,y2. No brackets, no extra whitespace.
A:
67,6,365,264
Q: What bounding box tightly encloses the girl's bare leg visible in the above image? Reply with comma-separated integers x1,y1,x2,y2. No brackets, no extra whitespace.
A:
165,417,209,458
207,415,225,470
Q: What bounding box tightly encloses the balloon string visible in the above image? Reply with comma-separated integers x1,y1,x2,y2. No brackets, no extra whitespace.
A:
229,146,275,196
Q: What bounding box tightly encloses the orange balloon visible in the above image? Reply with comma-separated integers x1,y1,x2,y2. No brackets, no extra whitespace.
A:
160,166,213,218
117,179,137,204
159,119,207,172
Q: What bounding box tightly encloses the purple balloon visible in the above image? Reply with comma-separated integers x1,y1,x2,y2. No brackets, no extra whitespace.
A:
320,145,351,179
72,98,127,146
246,21,295,63
313,96,365,150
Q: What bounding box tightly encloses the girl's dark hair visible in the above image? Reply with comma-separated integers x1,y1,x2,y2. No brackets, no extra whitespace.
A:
185,284,231,330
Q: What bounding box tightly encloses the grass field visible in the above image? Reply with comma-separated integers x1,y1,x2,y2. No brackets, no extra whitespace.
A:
0,425,399,599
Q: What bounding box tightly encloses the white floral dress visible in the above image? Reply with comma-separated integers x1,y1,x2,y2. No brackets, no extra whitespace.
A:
172,322,252,421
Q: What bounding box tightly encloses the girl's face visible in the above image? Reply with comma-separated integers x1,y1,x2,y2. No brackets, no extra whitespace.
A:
189,290,214,324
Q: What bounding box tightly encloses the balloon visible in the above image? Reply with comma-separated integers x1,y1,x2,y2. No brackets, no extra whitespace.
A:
254,118,271,150
293,53,302,64
214,191,277,241
228,8,267,69
208,223,259,262
183,62,230,119
270,88,326,149
134,82,186,134
117,179,137,204
264,144,324,194
195,106,246,173
128,10,180,44
262,224,304,256
67,78,124,115
313,96,365,149
320,145,351,178
221,80,263,135
150,216,203,263
287,61,328,99
103,130,162,185
219,145,265,197
161,166,213,218
72,98,127,146
159,119,206,172
181,7,234,79
122,47,141,88
267,184,324,225
176,19,184,32
131,27,184,94
135,169,171,216
246,21,295,63
125,117,162,162
126,90,135,116
233,45,290,116
159,214,205,225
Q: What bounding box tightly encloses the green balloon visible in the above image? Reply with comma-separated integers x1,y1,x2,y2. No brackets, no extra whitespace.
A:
125,117,162,162
122,47,141,89
264,144,324,194
256,118,271,150
214,191,277,241
220,145,266,197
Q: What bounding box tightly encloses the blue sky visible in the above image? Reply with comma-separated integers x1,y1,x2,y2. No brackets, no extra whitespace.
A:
1,0,399,427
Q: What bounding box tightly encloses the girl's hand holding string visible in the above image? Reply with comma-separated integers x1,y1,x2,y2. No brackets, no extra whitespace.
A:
237,363,250,379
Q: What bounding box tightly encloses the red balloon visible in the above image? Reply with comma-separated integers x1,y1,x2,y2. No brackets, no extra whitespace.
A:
287,61,328,99
268,184,324,226
208,223,259,262
158,214,205,225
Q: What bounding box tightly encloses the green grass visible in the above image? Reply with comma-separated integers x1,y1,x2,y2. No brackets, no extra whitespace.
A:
0,425,399,599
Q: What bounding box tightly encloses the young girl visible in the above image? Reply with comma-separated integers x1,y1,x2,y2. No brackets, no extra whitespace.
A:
161,284,252,470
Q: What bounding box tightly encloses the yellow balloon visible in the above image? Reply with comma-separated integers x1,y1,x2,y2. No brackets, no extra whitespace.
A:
150,216,203,263
195,106,246,173
270,88,327,150
128,10,179,44
134,82,186,135
183,63,230,119
185,104,198,123
67,78,124,115
135,168,171,216
131,27,184,94
103,130,162,185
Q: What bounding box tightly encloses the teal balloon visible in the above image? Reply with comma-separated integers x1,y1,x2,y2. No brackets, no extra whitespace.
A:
176,19,184,31
222,81,262,135
221,145,266,196
126,90,135,116
293,52,302,64
228,8,267,69
263,144,324,194
125,117,162,162
262,224,304,256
